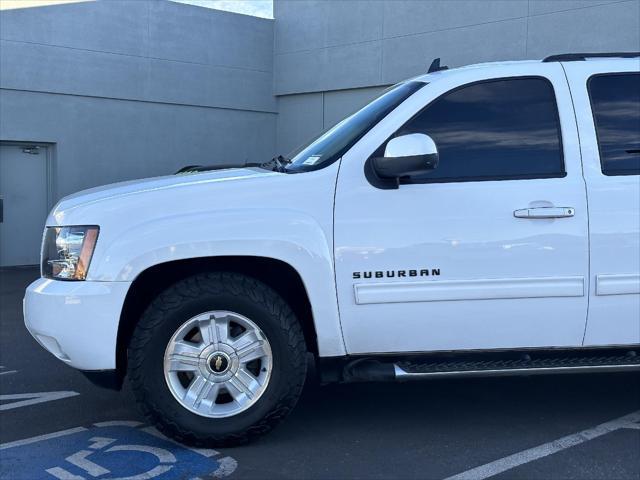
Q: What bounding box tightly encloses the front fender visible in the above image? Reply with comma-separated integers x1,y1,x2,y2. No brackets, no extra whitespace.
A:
91,208,345,357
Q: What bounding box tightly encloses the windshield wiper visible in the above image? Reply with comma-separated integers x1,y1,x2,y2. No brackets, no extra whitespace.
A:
175,156,291,175
247,155,292,173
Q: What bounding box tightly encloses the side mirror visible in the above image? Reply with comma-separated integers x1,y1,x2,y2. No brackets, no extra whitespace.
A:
372,133,439,180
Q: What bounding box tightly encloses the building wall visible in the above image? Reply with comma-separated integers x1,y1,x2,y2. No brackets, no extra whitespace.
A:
0,0,276,200
273,0,640,154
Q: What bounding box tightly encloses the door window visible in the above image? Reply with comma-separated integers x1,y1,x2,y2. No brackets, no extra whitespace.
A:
386,77,565,183
588,73,640,176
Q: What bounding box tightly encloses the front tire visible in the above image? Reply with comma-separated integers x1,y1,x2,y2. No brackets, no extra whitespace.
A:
127,272,307,446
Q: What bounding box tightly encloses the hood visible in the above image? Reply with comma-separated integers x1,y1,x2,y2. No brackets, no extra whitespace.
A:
53,167,277,215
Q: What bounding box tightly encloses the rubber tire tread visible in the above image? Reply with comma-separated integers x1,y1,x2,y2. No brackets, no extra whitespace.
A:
127,272,307,446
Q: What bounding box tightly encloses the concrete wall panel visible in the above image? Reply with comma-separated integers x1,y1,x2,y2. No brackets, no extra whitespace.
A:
0,1,148,56
275,40,384,95
274,49,326,95
148,1,274,72
0,89,276,198
382,0,527,38
326,0,383,47
148,0,213,64
528,0,625,16
276,92,323,155
382,18,527,83
274,0,326,54
527,1,640,58
0,40,148,100
209,13,274,72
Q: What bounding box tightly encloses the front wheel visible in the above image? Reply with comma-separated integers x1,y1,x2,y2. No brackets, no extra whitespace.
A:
127,272,307,446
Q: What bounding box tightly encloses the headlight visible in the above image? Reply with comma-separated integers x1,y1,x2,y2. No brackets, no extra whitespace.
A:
42,226,99,280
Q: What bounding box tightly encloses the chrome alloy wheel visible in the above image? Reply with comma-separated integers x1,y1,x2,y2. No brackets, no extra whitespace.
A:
163,311,273,418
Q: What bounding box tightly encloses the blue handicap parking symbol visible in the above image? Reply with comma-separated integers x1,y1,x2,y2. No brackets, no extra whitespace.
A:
0,421,237,480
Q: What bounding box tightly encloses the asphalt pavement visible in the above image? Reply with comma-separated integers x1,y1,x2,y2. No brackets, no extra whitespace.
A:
1,267,639,480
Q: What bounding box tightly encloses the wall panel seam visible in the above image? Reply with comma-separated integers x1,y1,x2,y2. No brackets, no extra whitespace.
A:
0,38,273,74
275,16,528,56
0,87,278,115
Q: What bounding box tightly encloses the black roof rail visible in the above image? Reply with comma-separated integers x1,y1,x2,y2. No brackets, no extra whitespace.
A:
543,52,640,62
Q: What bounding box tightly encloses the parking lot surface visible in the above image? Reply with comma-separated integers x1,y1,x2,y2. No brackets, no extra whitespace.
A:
1,267,639,479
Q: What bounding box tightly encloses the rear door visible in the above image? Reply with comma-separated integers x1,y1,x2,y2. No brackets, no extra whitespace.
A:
563,60,640,346
334,63,590,354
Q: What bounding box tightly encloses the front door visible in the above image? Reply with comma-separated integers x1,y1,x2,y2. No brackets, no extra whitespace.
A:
0,143,49,267
334,63,590,354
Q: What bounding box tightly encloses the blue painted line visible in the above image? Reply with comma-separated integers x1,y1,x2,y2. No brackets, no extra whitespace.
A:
0,422,237,479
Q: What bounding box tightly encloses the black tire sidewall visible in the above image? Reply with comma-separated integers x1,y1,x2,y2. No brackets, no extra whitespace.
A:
130,275,306,440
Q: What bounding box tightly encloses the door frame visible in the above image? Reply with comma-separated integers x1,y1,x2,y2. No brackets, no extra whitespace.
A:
0,140,56,213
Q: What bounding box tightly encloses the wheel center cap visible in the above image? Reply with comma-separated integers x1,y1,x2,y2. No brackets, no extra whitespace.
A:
207,352,230,374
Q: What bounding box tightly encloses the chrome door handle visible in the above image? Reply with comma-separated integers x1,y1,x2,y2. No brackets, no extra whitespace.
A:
514,207,575,219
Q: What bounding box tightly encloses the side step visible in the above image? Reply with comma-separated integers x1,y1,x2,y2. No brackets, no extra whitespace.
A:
341,350,640,383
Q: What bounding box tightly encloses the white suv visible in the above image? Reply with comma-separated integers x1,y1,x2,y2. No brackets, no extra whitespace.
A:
24,53,640,445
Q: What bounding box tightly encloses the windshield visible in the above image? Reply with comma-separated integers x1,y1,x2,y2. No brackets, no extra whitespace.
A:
285,81,425,172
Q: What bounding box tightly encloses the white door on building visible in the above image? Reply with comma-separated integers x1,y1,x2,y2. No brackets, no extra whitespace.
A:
0,144,49,267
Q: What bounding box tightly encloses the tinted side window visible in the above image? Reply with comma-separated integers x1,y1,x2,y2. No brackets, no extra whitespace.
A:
588,73,640,176
395,77,565,183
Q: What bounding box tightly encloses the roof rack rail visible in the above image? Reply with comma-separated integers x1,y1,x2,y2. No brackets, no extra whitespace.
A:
543,52,640,62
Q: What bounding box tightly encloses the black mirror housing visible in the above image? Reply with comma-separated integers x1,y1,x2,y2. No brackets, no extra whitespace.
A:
373,153,439,179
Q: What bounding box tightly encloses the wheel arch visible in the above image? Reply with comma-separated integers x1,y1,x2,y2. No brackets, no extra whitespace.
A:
116,256,319,385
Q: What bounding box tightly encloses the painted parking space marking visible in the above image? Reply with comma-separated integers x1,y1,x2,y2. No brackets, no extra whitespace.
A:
142,426,220,458
0,427,88,450
0,421,237,480
445,410,640,480
0,391,80,411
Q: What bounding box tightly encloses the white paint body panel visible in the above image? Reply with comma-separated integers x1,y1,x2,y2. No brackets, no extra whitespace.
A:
23,278,130,370
563,59,640,345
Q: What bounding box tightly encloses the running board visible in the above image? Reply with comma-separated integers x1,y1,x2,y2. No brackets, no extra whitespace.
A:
340,350,640,383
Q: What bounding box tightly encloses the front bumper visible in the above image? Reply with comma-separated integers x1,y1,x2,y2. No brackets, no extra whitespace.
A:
23,278,131,371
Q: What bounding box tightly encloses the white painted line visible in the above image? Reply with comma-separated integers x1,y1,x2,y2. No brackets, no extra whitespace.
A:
0,391,80,411
142,426,220,458
212,457,238,478
445,410,640,480
66,450,111,477
0,370,18,376
87,437,117,450
0,427,87,450
93,420,143,428
107,444,177,464
45,466,84,480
